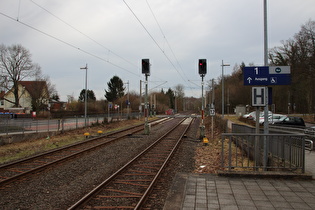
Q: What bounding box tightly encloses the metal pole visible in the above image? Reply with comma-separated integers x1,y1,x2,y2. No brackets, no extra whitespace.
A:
222,60,224,118
264,0,268,66
211,79,214,139
212,79,215,106
199,74,205,139
125,80,130,118
201,76,204,125
263,0,269,170
144,75,149,134
221,60,230,118
80,64,88,127
139,80,142,119
85,66,87,126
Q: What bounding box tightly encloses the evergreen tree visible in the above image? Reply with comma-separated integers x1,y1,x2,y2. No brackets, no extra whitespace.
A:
78,89,96,102
104,76,125,102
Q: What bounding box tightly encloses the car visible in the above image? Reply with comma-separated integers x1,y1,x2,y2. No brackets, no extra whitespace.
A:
242,111,256,120
269,114,287,124
253,111,272,121
259,114,286,125
272,116,305,127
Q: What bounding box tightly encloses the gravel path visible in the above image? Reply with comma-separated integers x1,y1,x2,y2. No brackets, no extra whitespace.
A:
0,117,200,209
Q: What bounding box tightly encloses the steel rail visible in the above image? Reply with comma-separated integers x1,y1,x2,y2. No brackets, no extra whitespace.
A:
0,118,166,186
134,118,193,209
68,117,192,210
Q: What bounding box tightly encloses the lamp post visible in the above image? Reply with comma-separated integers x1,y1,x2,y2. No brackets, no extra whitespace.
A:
80,64,88,127
221,60,230,118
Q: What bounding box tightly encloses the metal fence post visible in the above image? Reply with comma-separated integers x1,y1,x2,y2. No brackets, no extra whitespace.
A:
228,136,232,171
221,135,224,168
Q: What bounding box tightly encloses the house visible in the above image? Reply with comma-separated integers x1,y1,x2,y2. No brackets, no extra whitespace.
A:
4,81,49,114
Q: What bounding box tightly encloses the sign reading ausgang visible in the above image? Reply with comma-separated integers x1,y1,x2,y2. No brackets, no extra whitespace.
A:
244,66,291,86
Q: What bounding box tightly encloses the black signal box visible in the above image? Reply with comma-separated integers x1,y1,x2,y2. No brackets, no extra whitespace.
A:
198,59,207,75
142,59,150,75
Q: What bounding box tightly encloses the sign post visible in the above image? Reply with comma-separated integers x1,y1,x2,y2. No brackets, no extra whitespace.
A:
244,65,291,170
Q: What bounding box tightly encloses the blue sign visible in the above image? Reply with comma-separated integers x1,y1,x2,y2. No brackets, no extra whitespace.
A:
243,66,291,86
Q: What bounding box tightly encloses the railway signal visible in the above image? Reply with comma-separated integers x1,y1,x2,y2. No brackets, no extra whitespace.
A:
142,59,150,134
198,59,207,139
142,59,150,75
198,59,207,75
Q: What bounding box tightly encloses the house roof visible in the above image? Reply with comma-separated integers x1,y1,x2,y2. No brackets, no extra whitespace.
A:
4,81,48,99
18,81,48,99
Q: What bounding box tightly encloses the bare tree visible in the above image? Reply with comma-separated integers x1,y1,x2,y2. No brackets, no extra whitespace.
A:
269,20,315,113
0,44,41,107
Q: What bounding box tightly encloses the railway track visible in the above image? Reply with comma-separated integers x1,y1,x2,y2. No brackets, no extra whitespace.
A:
68,117,193,209
0,118,167,186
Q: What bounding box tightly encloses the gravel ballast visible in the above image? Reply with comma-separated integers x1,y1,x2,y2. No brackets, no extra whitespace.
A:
0,117,201,209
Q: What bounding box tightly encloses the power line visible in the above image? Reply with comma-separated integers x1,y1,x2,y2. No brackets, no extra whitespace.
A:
145,0,193,94
0,11,140,77
29,0,138,69
145,0,189,82
123,0,188,83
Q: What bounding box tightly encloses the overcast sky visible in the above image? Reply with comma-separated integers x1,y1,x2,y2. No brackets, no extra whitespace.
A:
1,0,315,101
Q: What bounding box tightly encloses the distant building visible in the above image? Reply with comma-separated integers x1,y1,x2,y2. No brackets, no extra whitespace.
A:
49,98,66,111
3,81,49,114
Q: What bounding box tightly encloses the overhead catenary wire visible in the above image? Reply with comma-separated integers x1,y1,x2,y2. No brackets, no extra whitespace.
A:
145,0,190,83
0,11,140,77
123,0,188,84
26,0,194,92
28,0,138,69
28,0,171,86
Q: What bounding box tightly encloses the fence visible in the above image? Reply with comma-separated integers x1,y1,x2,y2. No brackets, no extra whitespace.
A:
0,112,142,135
221,124,306,173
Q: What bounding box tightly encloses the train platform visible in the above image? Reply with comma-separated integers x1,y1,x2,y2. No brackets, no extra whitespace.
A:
164,152,315,210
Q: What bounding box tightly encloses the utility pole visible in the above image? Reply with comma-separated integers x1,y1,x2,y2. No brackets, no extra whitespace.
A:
80,64,88,127
263,0,269,170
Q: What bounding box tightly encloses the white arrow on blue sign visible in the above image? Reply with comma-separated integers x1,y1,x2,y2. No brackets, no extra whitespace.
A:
244,66,291,86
